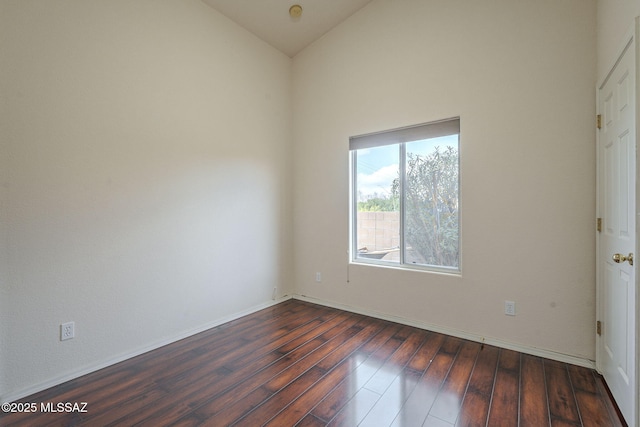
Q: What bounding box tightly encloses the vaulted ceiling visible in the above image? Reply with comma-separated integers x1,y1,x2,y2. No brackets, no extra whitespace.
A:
201,0,374,57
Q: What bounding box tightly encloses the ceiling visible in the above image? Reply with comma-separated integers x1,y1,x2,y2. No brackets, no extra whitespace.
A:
200,0,374,57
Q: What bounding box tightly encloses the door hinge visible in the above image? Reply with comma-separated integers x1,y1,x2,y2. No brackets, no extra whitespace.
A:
596,114,602,129
597,320,602,336
596,217,602,232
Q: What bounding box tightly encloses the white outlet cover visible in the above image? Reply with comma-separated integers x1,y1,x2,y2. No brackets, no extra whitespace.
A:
504,301,516,316
61,322,75,341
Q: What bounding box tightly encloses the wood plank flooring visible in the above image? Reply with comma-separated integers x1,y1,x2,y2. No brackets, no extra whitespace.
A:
0,299,626,426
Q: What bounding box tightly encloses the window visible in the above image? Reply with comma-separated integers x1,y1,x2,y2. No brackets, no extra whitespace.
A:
350,118,460,272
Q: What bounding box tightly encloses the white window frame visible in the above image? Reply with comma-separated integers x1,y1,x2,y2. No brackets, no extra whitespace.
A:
349,117,461,274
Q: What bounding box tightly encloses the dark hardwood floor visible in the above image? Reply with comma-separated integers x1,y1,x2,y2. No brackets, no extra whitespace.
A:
1,299,625,426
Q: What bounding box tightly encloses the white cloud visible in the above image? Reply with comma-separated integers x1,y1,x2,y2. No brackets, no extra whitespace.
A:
357,164,398,199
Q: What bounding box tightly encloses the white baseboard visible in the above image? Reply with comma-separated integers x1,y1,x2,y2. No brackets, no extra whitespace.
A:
3,293,594,403
293,294,596,370
1,296,293,404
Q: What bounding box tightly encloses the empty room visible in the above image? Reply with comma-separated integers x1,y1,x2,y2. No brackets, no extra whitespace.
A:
1,0,638,425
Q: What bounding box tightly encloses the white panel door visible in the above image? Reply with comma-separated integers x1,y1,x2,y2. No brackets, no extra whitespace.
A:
597,31,637,426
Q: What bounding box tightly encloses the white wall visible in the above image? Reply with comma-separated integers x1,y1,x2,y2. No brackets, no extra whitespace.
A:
597,0,640,80
0,0,292,400
292,0,597,360
0,0,9,395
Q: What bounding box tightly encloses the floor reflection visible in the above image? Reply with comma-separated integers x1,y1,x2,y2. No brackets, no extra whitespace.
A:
329,346,462,426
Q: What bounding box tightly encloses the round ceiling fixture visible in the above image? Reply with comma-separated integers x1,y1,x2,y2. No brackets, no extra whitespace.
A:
289,4,303,18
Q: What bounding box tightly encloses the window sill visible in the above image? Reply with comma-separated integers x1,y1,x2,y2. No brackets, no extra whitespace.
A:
349,258,462,277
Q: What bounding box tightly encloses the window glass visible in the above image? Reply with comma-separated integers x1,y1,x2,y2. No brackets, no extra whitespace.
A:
404,136,459,268
355,145,399,262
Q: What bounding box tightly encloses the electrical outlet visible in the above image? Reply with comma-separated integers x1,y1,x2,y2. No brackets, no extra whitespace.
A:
60,322,75,341
272,287,277,300
315,272,321,282
504,301,516,316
